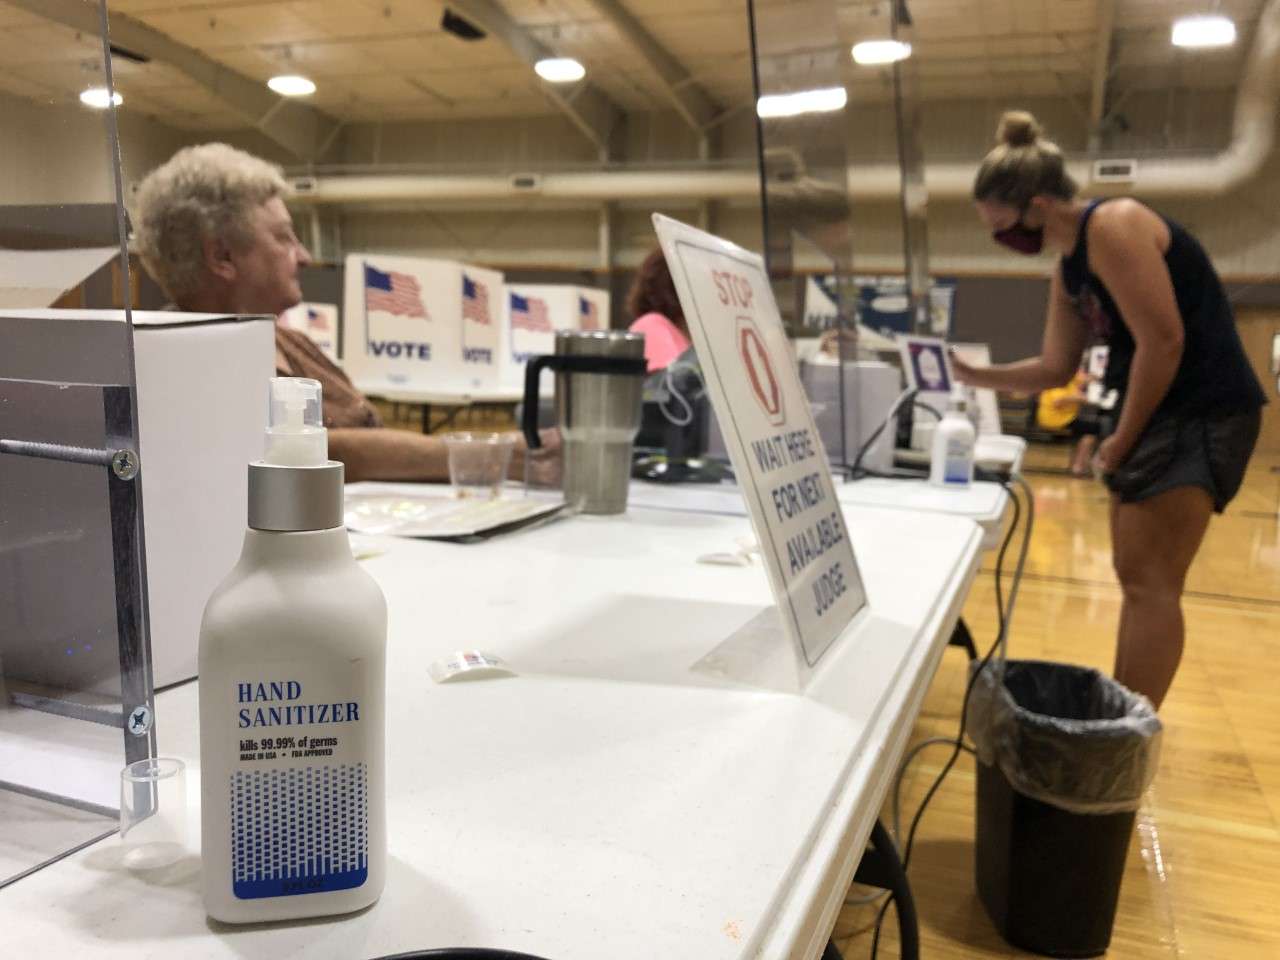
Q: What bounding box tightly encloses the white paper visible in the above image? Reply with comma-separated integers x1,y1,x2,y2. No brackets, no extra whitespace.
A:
344,492,563,539
949,343,1002,435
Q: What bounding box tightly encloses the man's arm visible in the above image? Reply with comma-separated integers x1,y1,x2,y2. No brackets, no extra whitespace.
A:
328,428,449,483
329,427,562,485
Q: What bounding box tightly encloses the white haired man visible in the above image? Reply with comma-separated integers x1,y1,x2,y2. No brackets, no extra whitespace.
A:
133,143,553,482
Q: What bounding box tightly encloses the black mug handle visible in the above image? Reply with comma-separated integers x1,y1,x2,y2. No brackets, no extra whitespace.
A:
521,354,649,450
522,354,558,450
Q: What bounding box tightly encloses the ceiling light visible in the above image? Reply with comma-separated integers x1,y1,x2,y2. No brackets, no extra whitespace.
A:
1171,15,1236,48
756,86,848,119
80,87,122,109
534,57,585,83
268,75,316,97
852,40,913,65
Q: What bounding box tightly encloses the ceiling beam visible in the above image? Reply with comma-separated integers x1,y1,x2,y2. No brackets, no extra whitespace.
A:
1087,0,1117,156
581,0,718,134
11,0,342,161
443,0,624,157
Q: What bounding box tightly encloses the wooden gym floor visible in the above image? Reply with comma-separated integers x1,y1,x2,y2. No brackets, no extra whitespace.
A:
835,444,1280,959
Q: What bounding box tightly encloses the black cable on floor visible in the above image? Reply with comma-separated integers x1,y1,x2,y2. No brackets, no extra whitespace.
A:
869,473,1036,959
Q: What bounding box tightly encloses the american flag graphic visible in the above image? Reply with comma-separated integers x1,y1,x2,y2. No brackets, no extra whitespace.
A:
305,306,330,332
462,275,491,325
510,292,552,333
579,296,600,330
365,264,427,318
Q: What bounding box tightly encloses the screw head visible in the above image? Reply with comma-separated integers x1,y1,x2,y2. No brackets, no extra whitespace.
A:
126,703,152,737
112,449,139,480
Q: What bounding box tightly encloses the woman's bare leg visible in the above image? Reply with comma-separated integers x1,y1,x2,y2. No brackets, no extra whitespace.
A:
1109,486,1214,709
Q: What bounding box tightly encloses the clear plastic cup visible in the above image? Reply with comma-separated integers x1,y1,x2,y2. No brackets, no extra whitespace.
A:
120,757,187,869
444,432,516,500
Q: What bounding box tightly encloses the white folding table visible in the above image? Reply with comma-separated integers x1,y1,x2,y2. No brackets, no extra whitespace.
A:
628,475,1010,550
0,494,982,960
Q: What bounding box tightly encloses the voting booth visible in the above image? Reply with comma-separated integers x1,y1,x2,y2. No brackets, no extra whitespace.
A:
501,284,611,394
341,254,505,397
279,301,340,362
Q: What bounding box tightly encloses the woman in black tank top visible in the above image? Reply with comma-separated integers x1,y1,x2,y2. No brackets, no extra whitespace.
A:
952,111,1264,709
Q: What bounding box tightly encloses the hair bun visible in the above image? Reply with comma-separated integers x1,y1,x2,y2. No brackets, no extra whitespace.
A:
997,111,1041,148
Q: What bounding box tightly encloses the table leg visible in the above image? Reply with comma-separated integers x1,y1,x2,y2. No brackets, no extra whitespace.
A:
852,819,920,960
948,617,978,660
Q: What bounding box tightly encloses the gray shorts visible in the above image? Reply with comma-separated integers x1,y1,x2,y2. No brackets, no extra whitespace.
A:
1103,407,1262,513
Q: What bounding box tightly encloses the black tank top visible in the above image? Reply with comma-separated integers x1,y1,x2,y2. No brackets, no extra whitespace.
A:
1061,199,1266,417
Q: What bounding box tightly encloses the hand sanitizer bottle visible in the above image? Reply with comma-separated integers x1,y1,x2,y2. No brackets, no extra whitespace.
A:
930,395,976,489
199,377,386,923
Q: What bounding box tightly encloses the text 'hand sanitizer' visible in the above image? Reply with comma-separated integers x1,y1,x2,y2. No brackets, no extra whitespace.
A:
929,393,976,489
199,377,387,923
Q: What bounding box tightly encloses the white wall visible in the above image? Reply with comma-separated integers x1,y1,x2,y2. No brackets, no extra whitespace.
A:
0,90,189,208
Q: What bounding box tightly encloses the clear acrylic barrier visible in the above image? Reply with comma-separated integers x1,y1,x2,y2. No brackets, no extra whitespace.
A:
748,0,865,472
0,1,152,887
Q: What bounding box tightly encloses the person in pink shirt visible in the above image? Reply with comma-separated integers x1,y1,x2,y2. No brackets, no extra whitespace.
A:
627,248,692,372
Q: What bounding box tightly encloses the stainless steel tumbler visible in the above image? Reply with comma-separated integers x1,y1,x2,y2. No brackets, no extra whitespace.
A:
521,330,647,514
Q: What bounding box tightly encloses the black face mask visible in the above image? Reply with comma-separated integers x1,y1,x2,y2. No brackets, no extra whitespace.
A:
992,209,1045,255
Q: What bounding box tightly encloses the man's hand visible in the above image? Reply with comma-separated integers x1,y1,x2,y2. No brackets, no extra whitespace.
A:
509,428,563,487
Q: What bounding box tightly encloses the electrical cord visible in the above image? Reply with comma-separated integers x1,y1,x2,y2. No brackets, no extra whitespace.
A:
846,386,950,481
869,473,1036,959
850,387,918,477
843,733,978,909
656,360,701,428
846,471,1024,912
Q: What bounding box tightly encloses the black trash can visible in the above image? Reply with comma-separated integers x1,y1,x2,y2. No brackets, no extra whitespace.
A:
967,660,1162,958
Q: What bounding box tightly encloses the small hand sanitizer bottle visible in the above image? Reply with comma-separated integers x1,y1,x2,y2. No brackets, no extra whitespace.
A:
930,394,977,488
198,377,387,923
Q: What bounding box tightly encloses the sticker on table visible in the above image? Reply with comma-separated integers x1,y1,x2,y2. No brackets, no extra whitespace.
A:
429,651,514,683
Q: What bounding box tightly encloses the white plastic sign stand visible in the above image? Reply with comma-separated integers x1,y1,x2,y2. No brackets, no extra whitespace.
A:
653,215,868,680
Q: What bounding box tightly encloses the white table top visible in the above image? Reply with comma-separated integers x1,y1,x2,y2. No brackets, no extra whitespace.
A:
628,476,1009,548
364,385,524,406
0,498,982,960
895,433,1026,476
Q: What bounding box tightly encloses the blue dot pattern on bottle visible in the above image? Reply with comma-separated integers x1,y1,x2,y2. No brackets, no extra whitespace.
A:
230,764,368,899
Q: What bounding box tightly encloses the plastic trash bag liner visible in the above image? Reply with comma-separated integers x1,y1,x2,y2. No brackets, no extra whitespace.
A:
967,659,1162,815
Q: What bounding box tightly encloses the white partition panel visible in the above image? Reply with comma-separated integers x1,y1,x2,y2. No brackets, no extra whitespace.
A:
343,254,504,397
279,301,339,361
500,284,611,394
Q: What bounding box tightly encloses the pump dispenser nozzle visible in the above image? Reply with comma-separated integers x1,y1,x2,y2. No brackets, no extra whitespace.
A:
266,377,327,466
